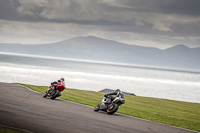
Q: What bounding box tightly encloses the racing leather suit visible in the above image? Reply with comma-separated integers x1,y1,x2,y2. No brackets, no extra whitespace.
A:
104,90,124,101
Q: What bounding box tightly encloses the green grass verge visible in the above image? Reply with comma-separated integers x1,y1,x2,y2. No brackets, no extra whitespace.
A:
20,83,200,132
0,125,26,133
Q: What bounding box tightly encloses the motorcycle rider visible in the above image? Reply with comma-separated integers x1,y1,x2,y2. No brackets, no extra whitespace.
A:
104,89,124,101
94,89,125,113
56,78,65,88
46,78,65,96
55,78,65,96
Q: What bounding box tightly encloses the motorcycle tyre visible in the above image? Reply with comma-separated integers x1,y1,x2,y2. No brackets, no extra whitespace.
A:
107,104,119,115
94,104,100,112
50,90,60,99
43,92,48,98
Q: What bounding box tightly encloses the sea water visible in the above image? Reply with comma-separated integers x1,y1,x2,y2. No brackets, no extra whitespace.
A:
0,53,200,103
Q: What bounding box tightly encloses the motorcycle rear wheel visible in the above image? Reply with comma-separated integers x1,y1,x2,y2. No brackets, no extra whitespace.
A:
107,104,119,115
50,90,60,99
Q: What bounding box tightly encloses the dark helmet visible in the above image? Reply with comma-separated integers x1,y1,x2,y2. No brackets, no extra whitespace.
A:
61,78,64,81
116,89,120,92
58,80,61,82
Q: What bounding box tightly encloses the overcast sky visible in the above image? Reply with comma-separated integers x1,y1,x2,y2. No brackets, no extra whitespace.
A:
0,0,200,49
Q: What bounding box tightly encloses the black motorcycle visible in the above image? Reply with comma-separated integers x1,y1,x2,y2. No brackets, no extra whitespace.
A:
94,94,125,115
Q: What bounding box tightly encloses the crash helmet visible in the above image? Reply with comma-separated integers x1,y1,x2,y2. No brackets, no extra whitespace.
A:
61,78,65,81
58,80,61,83
116,89,120,92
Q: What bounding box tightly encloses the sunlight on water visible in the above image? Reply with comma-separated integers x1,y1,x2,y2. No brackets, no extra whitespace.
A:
0,53,200,103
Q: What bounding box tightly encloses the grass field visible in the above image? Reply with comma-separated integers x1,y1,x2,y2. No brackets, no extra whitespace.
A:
0,125,26,133
20,84,200,132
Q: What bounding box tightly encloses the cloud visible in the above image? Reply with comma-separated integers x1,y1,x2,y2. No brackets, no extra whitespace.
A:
107,0,200,15
0,0,200,48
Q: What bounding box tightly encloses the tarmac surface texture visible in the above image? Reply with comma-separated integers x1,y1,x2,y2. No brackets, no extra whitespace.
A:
0,83,197,133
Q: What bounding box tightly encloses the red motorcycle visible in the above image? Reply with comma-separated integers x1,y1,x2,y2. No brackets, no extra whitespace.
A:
43,81,65,99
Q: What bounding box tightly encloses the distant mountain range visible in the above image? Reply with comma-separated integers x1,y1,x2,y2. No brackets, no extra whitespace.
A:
0,36,200,70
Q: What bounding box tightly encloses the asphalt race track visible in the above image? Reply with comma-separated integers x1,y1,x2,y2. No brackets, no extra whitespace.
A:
0,83,198,133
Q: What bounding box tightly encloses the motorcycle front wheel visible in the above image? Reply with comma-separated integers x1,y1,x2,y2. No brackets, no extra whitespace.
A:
94,104,100,112
43,92,48,98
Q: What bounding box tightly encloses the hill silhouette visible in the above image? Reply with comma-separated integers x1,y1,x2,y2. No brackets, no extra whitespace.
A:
0,36,199,70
